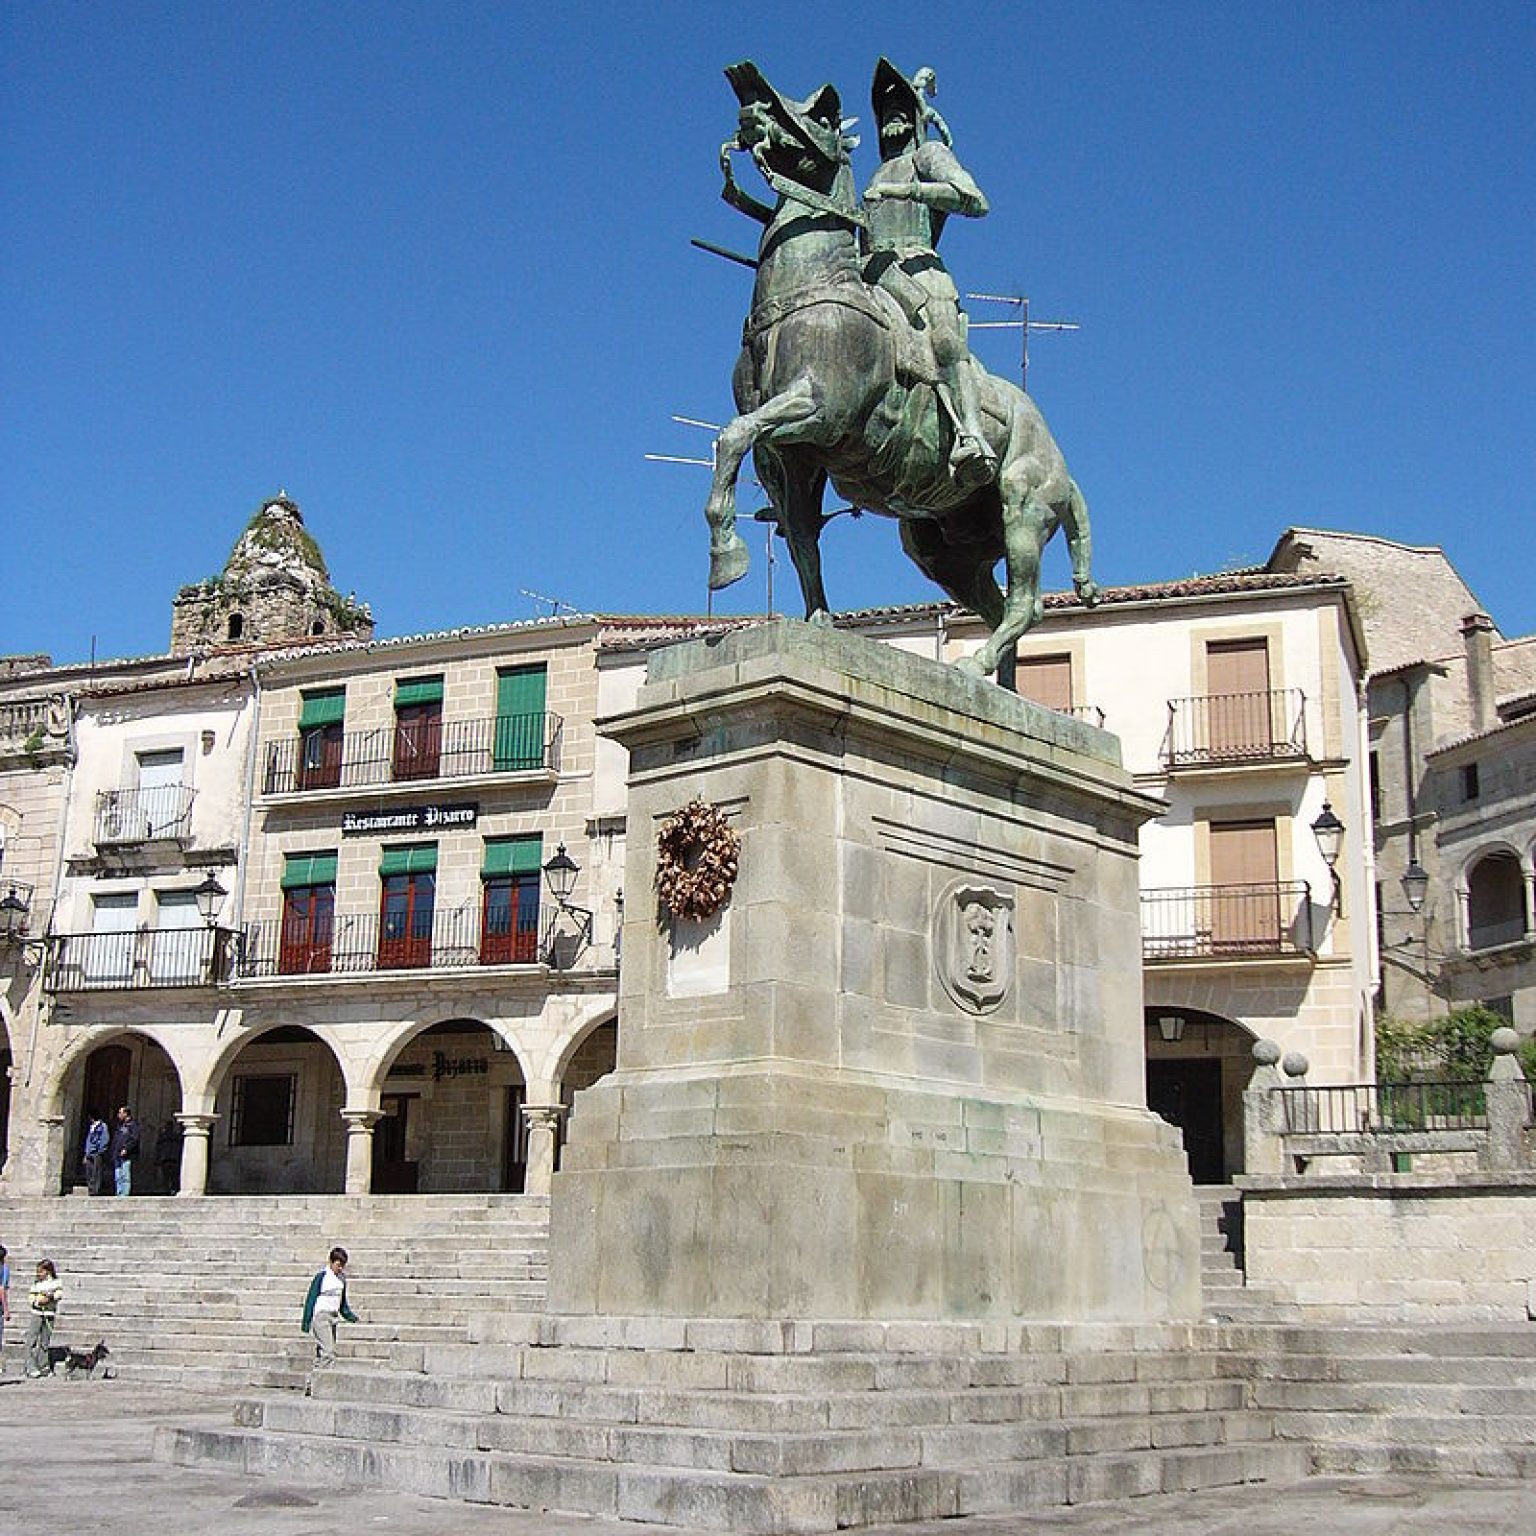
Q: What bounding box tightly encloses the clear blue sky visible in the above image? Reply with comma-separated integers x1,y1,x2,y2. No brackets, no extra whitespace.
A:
5,2,1533,665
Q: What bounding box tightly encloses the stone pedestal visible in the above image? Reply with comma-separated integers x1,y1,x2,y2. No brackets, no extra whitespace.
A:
547,621,1199,1323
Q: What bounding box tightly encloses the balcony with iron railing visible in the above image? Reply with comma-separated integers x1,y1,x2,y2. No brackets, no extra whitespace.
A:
1160,688,1308,771
261,711,563,797
46,925,235,992
238,903,562,980
1141,880,1315,962
94,784,196,846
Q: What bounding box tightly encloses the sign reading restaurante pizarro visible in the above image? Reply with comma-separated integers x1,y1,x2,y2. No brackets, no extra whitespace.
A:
340,803,478,836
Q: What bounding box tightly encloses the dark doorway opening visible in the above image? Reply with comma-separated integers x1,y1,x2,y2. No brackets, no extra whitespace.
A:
1147,1057,1226,1184
372,1092,419,1193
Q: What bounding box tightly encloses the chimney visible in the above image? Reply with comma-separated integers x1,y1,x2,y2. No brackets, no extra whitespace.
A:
1461,612,1496,732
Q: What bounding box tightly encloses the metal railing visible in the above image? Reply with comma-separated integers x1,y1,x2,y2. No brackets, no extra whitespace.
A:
1141,880,1314,960
95,784,196,845
46,926,234,992
261,711,562,794
1161,688,1307,769
1276,1080,1491,1135
239,904,556,978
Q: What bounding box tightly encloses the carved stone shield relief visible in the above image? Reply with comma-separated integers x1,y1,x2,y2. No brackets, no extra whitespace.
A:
934,880,1014,1014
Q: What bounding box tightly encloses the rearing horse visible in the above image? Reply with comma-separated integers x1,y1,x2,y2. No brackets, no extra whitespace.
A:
703,63,1099,678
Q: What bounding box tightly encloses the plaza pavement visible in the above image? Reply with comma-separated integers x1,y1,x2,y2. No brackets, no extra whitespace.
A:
2,1376,1533,1536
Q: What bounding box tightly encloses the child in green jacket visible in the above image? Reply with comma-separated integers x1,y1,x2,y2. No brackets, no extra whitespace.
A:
300,1246,358,1382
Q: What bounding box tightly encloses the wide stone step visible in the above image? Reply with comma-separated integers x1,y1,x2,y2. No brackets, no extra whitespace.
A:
1309,1437,1536,1479
156,1411,1309,1533
1276,1407,1536,1446
1250,1349,1536,1387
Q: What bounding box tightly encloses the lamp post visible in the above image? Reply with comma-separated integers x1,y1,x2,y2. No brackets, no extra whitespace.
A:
541,844,593,968
1310,800,1345,917
1401,858,1434,1017
192,872,229,983
193,873,228,927
0,884,47,966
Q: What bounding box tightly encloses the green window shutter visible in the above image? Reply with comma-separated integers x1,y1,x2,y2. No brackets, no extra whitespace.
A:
482,835,543,879
298,689,346,730
394,676,444,709
494,664,548,771
379,843,438,878
282,851,338,889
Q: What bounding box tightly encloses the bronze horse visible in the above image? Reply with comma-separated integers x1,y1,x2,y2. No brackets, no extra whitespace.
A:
704,63,1099,678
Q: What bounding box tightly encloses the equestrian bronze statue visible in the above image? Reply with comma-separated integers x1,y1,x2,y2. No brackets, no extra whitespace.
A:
704,59,1099,679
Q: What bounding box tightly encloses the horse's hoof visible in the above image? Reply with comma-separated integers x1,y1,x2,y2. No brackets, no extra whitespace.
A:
709,536,750,591
807,608,835,629
955,653,987,677
1076,580,1102,608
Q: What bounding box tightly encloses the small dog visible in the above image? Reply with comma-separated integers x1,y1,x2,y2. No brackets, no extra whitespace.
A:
60,1340,111,1379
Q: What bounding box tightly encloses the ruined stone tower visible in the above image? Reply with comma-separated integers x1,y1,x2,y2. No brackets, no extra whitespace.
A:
169,493,373,654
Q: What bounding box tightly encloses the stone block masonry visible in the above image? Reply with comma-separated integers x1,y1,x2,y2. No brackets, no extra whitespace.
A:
547,621,1201,1324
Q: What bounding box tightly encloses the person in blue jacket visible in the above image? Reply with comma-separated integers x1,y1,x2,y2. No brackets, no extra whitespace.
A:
82,1115,110,1196
300,1246,358,1383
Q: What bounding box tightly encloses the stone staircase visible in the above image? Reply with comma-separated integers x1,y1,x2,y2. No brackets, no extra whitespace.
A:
1233,1322,1536,1478
1195,1184,1300,1323
155,1314,1313,1532
0,1194,550,1389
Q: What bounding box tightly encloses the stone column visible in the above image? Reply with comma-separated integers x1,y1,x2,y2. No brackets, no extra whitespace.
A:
1482,1028,1531,1172
1523,864,1536,943
520,1103,565,1196
341,1109,383,1195
175,1114,219,1197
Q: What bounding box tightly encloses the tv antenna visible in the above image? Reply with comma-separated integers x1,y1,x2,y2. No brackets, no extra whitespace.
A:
645,415,778,617
519,587,579,617
966,293,1079,394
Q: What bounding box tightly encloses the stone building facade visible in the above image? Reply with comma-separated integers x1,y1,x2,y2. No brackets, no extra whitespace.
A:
4,498,1386,1200
1271,528,1536,1030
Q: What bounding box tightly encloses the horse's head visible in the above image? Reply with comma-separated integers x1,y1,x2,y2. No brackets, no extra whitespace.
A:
725,61,846,193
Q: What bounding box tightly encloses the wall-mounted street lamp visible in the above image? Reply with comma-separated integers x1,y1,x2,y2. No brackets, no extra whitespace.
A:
193,872,228,927
1310,801,1346,915
542,844,593,969
0,884,48,965
1400,858,1430,915
1156,1014,1186,1043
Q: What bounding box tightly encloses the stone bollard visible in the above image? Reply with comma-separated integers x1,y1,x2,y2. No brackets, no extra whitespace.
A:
1481,1027,1532,1173
1281,1050,1314,1137
1243,1039,1286,1177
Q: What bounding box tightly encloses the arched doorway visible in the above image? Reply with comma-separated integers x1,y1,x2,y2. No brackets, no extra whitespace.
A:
207,1026,346,1194
1143,1007,1256,1184
62,1034,183,1196
376,1019,527,1193
555,1017,617,1171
